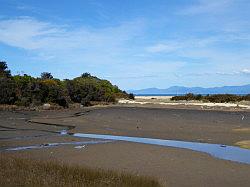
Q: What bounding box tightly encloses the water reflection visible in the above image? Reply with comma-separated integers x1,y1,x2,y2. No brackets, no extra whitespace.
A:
73,133,250,165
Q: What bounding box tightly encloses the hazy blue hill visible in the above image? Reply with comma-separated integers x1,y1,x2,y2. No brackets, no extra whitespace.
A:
128,84,250,95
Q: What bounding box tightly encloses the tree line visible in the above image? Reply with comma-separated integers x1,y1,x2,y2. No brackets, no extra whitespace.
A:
0,61,134,108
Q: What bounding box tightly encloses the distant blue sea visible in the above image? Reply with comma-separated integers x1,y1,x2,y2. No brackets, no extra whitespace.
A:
135,94,183,96
135,94,247,96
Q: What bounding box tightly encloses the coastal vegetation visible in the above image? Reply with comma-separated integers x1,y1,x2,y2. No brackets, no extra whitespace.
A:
171,93,250,103
0,155,161,187
235,140,250,150
0,61,134,108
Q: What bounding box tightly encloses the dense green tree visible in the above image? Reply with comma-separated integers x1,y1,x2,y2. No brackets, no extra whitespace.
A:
0,78,16,104
66,75,119,104
0,61,11,78
0,61,16,104
41,72,53,80
81,72,91,78
0,61,130,107
13,74,36,106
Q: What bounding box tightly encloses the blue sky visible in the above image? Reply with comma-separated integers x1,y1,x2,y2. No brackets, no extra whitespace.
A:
0,0,250,90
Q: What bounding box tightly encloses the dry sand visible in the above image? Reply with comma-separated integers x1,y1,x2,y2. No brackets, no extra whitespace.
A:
118,96,250,110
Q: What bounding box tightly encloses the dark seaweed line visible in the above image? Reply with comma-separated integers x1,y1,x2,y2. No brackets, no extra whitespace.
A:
28,110,91,120
27,120,75,130
0,134,60,140
0,110,91,141
0,124,60,135
26,110,92,131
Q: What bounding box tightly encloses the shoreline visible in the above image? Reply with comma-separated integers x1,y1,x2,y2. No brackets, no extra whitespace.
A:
1,98,250,113
118,96,250,111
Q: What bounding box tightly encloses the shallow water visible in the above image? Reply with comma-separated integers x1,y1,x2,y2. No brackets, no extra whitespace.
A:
3,127,250,165
5,140,113,151
73,133,250,165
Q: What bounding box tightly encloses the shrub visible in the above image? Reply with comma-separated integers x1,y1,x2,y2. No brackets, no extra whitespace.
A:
128,93,135,100
171,93,196,101
66,76,122,104
56,97,68,108
204,94,242,103
243,94,250,101
171,93,246,103
0,78,16,104
15,97,30,107
81,96,91,106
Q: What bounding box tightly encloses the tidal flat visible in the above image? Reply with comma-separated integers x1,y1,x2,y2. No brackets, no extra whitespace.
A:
1,106,250,186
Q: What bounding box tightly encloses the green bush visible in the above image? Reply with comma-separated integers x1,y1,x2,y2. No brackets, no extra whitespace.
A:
66,75,121,104
128,93,135,100
0,61,11,78
15,97,30,107
243,94,250,101
171,93,247,103
171,93,199,101
0,78,16,104
81,96,91,106
204,94,242,103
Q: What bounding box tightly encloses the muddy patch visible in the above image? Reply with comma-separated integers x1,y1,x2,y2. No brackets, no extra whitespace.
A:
233,128,250,133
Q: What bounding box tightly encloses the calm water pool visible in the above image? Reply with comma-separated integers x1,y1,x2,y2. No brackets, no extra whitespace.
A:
73,133,250,165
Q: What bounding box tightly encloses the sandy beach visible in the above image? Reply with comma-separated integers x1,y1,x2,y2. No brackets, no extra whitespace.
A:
118,96,250,110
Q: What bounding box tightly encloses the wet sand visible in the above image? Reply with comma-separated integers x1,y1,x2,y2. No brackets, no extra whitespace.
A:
1,106,250,186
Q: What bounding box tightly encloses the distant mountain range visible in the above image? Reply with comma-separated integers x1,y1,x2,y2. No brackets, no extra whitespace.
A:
128,84,250,95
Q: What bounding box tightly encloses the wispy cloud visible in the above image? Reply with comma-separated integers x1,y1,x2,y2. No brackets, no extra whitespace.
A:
184,69,250,77
145,37,219,54
103,75,158,79
0,17,63,50
216,69,250,76
178,0,234,15
0,17,145,62
16,5,36,11
0,0,250,89
146,43,181,53
240,69,250,75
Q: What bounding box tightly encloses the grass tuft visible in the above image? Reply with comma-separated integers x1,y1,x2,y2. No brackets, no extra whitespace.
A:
0,155,161,187
235,140,250,150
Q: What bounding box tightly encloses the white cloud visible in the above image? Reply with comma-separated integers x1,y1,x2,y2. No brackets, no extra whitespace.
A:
145,37,220,55
215,71,240,76
241,69,250,74
178,0,233,15
0,17,60,50
174,68,250,78
0,17,145,63
146,43,181,53
0,9,249,89
104,75,158,79
214,69,250,76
